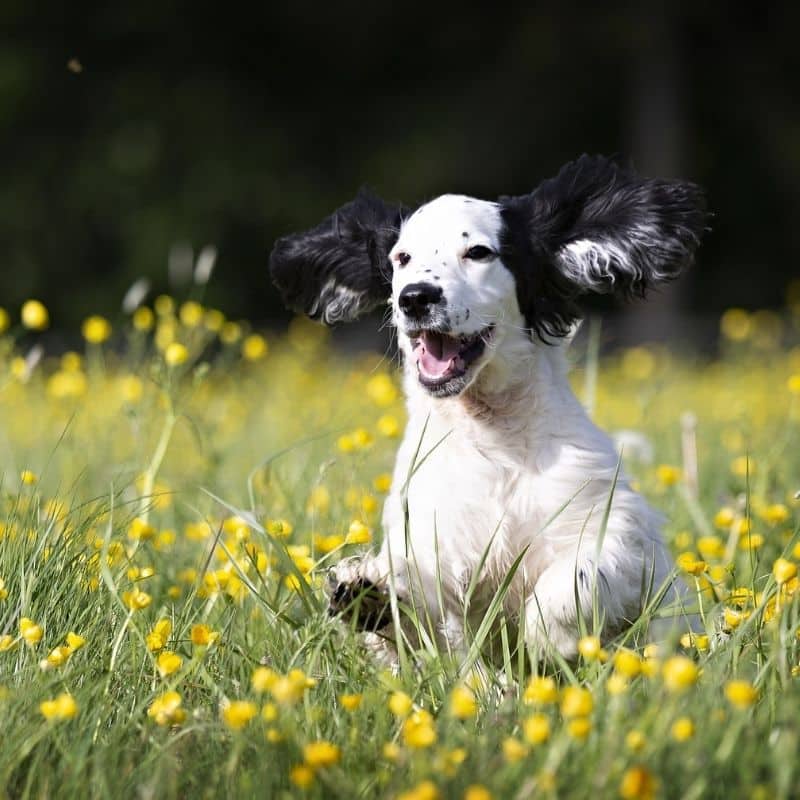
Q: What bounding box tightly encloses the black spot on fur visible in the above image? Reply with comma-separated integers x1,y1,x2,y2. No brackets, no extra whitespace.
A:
499,154,708,341
328,577,392,632
269,189,410,324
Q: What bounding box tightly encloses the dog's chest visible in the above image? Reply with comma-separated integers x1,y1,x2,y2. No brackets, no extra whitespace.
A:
382,411,546,577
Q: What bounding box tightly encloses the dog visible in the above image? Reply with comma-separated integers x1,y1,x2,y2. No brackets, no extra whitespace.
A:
270,154,706,662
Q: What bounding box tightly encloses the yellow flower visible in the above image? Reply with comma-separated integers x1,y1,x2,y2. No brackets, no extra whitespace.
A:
179,301,204,327
65,632,85,650
270,669,315,705
266,518,293,538
19,617,43,646
262,703,278,722
738,533,764,551
435,747,467,777
21,299,49,330
42,645,72,669
723,607,749,629
389,691,414,717
377,414,401,438
402,709,437,748
464,786,493,800
220,321,242,344
622,347,656,381
303,740,341,768
132,306,155,331
119,375,144,404
164,342,189,367
382,742,402,762
730,456,754,478
314,533,345,554
0,577,8,601
567,717,592,740
20,470,38,486
40,692,78,721
0,307,9,333
289,764,315,789
728,587,754,608
128,517,156,541
81,315,112,344
522,713,550,745
673,530,693,550
204,308,225,332
773,558,797,584
606,674,629,696
397,780,440,800
613,648,642,678
656,464,682,487
154,295,174,315
0,634,15,651
523,675,559,705
368,476,393,498
156,651,183,677
501,737,527,763
625,730,647,752
307,485,330,514
122,588,152,611
720,308,751,341
577,635,603,661
788,374,800,394
732,517,751,536
724,680,758,709
697,535,725,560
146,618,172,651
619,765,658,800
676,552,707,576
252,667,278,694
680,633,709,651
366,373,398,406
191,623,218,646
345,520,372,544
339,693,362,711
761,504,790,525
560,686,593,718
221,700,258,730
449,685,478,719
147,690,186,726
671,716,695,741
662,656,699,692
242,334,268,361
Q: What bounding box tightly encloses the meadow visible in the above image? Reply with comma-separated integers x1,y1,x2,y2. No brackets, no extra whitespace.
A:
0,293,799,800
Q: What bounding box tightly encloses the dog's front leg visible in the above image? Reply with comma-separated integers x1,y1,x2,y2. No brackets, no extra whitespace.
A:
326,551,410,633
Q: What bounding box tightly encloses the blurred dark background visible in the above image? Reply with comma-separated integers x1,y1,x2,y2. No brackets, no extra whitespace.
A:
2,4,798,342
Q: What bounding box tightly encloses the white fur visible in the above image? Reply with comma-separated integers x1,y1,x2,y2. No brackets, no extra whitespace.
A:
559,222,669,291
333,195,693,661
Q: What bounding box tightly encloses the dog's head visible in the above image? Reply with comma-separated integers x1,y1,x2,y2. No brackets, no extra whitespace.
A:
270,155,707,398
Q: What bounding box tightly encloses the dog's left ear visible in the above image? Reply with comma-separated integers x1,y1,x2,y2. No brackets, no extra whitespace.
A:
270,189,408,324
500,154,708,337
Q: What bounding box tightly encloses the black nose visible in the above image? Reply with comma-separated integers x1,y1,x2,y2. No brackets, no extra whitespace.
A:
398,282,443,317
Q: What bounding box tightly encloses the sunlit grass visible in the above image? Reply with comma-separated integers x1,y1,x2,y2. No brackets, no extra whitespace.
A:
0,297,799,799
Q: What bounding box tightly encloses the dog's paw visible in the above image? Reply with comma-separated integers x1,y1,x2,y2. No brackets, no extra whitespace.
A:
326,562,392,632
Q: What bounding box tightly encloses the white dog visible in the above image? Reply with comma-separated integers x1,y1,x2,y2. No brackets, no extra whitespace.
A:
270,155,706,661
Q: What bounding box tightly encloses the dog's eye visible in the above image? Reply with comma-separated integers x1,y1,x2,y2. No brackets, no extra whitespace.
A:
396,252,411,267
464,245,494,261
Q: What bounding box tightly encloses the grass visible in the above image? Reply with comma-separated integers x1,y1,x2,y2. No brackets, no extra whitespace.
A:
0,299,799,799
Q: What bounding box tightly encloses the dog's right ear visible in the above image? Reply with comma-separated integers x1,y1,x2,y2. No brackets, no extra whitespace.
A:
269,189,408,324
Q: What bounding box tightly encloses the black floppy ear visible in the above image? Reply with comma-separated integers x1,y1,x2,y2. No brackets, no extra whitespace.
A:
269,189,408,324
500,154,708,338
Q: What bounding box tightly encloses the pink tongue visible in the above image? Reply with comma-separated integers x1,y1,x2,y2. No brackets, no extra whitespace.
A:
418,333,461,377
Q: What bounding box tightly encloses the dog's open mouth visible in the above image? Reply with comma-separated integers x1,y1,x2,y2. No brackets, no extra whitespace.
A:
411,326,493,394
